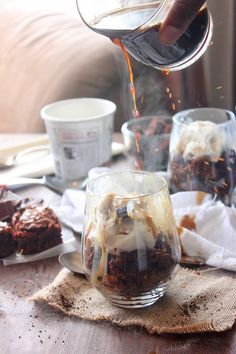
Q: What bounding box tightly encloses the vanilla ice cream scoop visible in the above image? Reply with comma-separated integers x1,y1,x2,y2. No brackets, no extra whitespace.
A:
176,120,225,162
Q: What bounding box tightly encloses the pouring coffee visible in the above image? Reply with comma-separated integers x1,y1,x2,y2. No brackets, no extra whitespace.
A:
76,0,213,71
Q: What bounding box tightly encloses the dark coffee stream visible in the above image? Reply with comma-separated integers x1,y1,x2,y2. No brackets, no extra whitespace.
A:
109,6,209,171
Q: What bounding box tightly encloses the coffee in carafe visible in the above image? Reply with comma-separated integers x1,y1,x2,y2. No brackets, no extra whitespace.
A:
77,0,213,71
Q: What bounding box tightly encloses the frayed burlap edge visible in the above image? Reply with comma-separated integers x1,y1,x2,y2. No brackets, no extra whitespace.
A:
30,267,236,335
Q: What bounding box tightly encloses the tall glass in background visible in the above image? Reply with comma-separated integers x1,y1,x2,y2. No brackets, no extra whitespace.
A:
76,0,213,71
82,171,180,308
168,108,236,205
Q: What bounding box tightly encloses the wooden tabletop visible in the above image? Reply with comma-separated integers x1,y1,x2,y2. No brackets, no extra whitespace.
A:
1,134,236,354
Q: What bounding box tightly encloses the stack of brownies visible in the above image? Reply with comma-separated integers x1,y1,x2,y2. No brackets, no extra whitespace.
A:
0,188,62,258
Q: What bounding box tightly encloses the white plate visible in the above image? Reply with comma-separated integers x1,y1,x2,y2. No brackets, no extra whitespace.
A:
0,141,125,179
0,148,54,179
2,225,79,266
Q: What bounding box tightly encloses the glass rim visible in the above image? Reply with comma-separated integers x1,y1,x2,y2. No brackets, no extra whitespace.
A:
121,114,171,137
172,107,236,127
136,0,169,33
76,0,169,34
161,8,212,71
86,170,167,199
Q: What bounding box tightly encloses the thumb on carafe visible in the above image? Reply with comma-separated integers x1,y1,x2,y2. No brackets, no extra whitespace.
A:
158,0,206,45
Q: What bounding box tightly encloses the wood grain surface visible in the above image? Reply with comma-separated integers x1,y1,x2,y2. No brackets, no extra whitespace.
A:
1,135,236,354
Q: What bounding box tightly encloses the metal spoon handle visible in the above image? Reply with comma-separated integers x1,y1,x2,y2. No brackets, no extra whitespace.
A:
0,136,49,159
15,145,50,162
0,176,44,190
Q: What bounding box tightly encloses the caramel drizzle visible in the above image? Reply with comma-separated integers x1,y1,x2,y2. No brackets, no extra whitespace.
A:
196,191,206,205
91,193,116,285
179,214,196,231
92,224,108,285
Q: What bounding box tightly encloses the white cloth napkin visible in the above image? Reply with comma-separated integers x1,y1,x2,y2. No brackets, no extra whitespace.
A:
53,190,86,234
171,192,236,271
53,189,236,272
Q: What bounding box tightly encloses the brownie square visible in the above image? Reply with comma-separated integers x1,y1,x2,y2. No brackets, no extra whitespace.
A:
12,205,62,255
169,149,236,204
0,222,15,258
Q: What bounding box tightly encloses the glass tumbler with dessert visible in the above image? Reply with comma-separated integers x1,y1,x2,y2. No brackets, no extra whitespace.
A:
168,108,236,205
82,171,180,309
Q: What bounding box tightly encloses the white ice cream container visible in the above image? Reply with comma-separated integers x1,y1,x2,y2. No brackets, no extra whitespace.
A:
41,98,116,181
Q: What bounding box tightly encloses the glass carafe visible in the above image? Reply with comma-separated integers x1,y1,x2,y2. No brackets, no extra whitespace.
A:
76,0,213,71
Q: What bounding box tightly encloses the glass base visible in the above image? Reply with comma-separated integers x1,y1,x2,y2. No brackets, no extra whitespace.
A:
107,283,168,309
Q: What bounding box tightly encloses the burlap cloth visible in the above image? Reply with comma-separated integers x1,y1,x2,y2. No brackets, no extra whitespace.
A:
30,266,236,334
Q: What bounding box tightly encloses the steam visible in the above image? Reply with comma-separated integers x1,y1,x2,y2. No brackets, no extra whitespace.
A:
115,52,173,121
